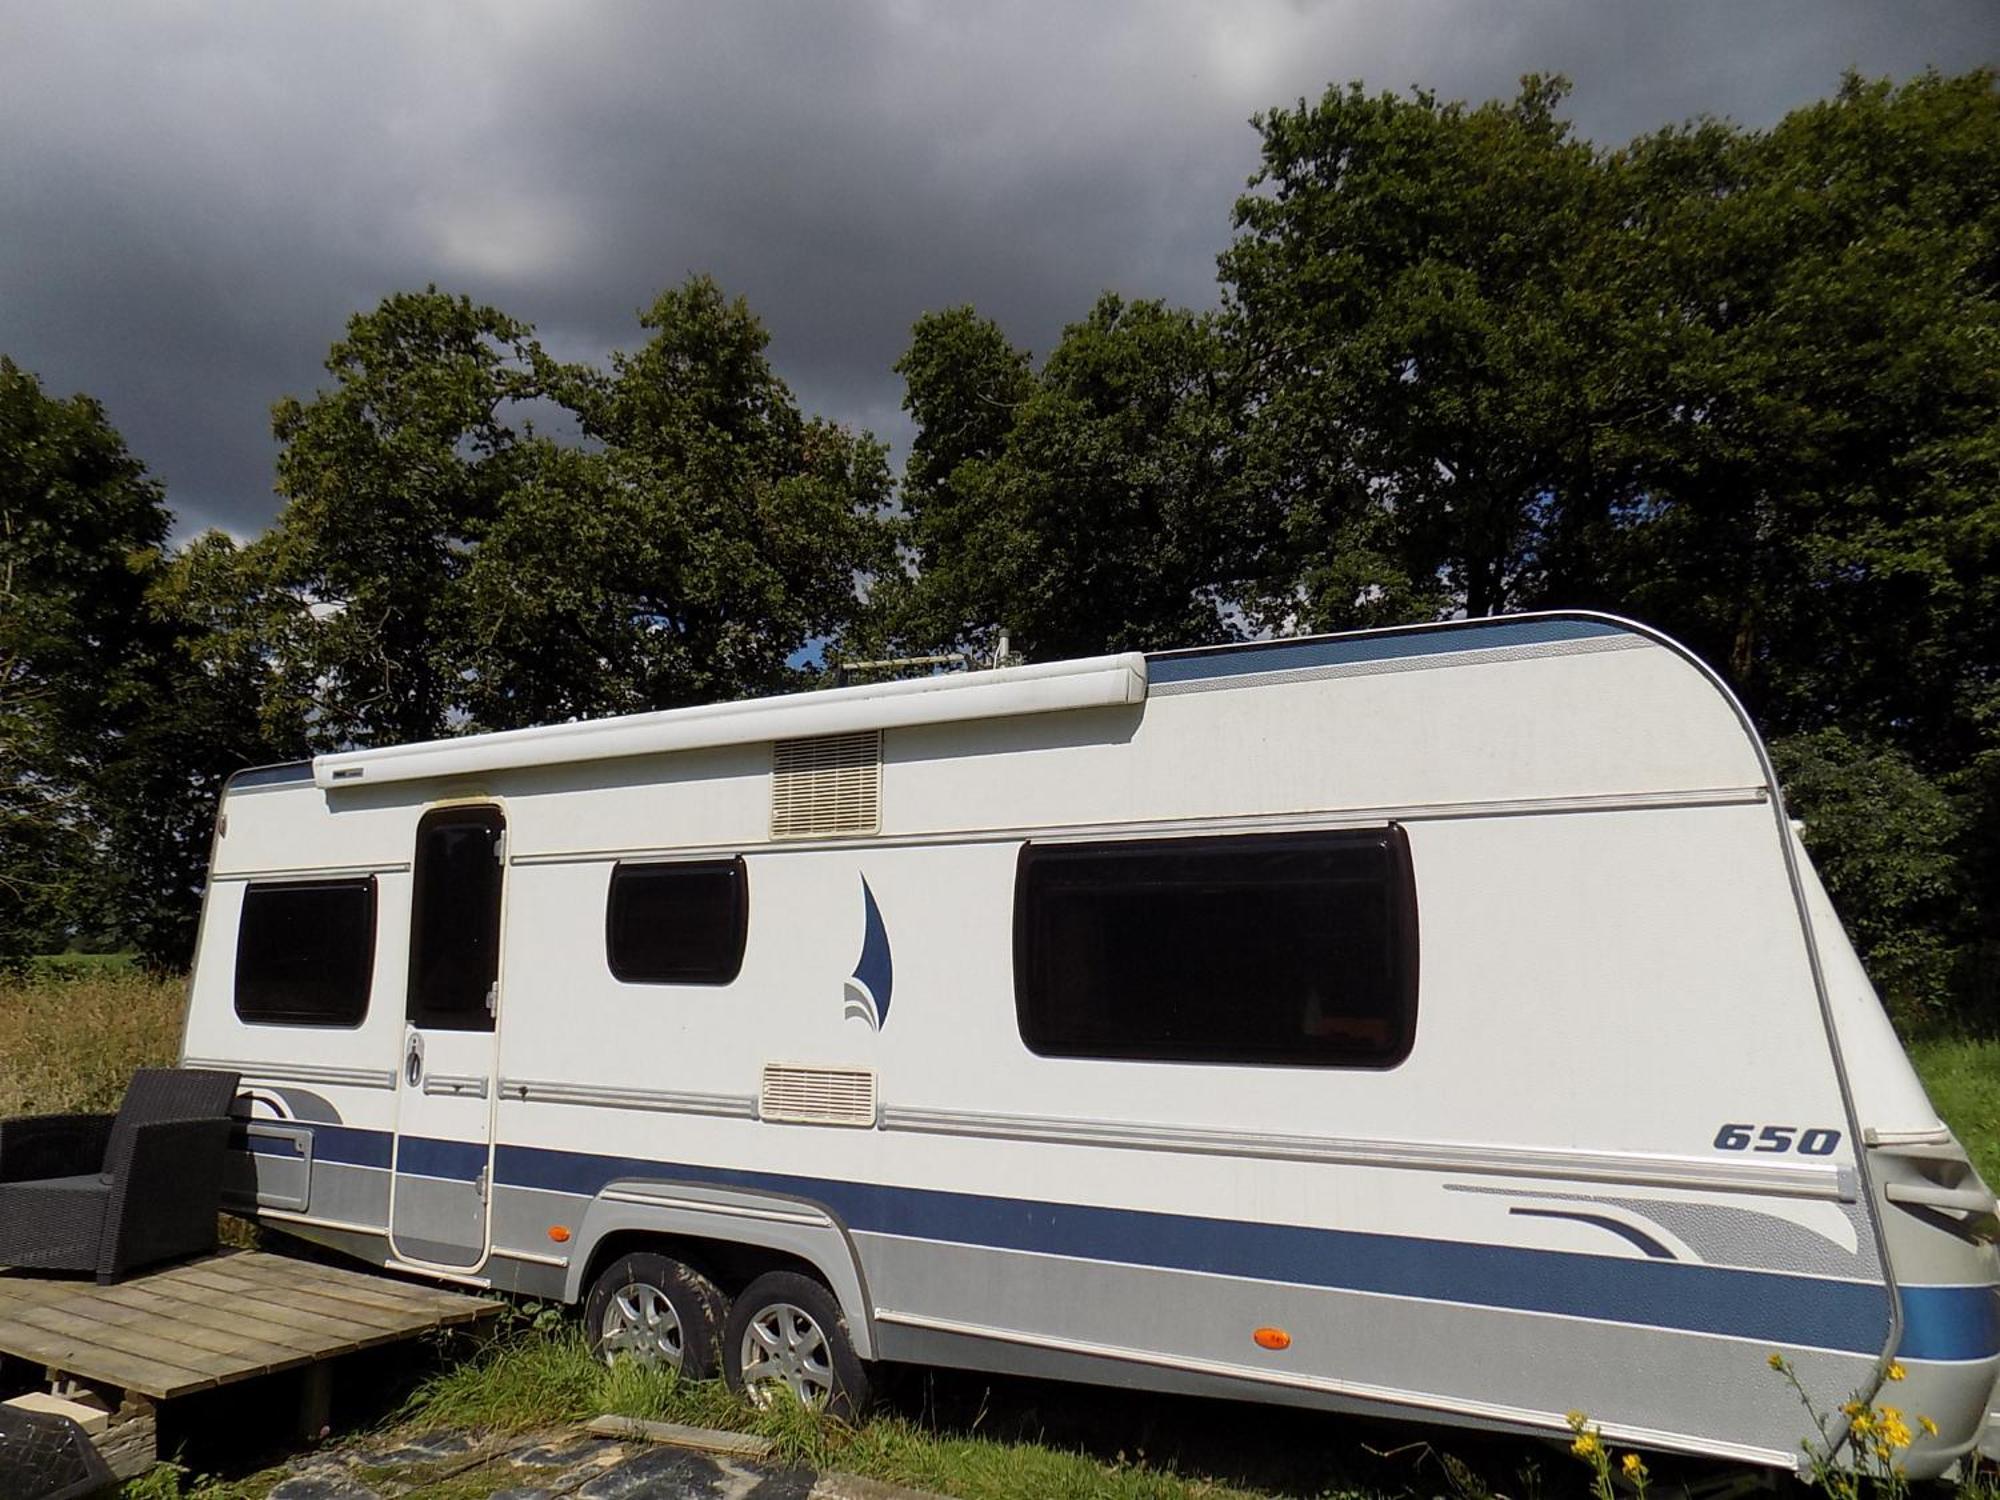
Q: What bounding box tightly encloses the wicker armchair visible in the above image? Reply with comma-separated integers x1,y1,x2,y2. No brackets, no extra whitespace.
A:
0,1067,240,1284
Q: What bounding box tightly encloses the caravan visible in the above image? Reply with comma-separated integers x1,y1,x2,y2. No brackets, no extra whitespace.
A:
180,613,2000,1472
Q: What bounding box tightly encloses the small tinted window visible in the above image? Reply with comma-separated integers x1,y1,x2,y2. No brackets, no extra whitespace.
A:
1014,828,1417,1068
235,879,377,1026
607,859,748,985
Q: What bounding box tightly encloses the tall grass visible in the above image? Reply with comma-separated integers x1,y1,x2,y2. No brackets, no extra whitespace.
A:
0,971,186,1114
1910,1036,2000,1186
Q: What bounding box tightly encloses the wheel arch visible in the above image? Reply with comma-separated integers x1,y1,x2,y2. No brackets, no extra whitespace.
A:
565,1178,878,1358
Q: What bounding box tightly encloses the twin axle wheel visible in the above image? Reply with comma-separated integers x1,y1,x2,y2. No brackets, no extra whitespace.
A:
582,1254,870,1418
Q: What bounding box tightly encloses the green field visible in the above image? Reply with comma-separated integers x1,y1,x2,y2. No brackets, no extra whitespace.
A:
2,973,1995,1499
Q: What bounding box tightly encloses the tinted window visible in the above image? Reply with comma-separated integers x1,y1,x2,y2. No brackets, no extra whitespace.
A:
407,806,505,1032
235,879,377,1026
1014,828,1417,1067
607,859,748,985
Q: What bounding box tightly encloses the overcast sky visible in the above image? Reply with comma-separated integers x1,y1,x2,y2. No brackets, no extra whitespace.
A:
1,3,1993,539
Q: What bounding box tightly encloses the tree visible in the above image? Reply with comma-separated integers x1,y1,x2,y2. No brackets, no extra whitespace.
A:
269,289,543,748
0,357,172,962
890,296,1249,659
1223,76,1629,630
1610,70,2000,763
1773,730,1967,1030
458,277,892,726
98,534,310,966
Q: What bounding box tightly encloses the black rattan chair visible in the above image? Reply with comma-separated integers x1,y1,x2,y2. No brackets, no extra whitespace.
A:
0,1067,240,1284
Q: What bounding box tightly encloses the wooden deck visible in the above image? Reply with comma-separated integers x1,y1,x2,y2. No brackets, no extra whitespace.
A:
0,1249,499,1400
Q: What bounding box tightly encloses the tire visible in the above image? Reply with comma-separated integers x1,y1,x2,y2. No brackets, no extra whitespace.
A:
583,1250,726,1378
722,1270,871,1419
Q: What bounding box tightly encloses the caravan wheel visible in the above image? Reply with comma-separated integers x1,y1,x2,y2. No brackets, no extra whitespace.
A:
723,1270,870,1419
584,1251,725,1377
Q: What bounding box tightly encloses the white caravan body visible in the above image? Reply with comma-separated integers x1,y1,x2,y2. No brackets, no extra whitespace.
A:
181,614,2000,1473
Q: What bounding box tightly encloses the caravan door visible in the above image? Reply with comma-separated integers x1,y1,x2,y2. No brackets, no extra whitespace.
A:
388,804,504,1270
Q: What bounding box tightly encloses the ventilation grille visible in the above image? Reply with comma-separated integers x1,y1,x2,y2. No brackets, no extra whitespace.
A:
771,731,881,839
760,1064,878,1127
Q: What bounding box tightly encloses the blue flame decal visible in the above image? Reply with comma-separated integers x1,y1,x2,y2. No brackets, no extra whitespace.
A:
843,876,893,1030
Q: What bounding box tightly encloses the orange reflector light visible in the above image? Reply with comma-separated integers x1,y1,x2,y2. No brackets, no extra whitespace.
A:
547,1225,572,1243
1253,1326,1291,1351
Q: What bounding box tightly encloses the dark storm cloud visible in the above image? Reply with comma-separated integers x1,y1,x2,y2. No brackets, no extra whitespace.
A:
1,2,1992,537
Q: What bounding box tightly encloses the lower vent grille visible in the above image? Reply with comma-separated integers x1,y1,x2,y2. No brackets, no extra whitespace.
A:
759,1064,878,1127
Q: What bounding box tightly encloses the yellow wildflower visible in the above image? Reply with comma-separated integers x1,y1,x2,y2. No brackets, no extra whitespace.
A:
1621,1453,1646,1479
1840,1401,1867,1419
1880,1411,1913,1449
1572,1433,1602,1460
1886,1361,1906,1382
1767,1352,1785,1370
1850,1411,1874,1436
1566,1410,1588,1427
1919,1416,1939,1437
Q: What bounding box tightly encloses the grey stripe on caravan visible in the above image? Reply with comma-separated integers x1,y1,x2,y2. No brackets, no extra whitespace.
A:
185,1056,396,1091
877,1106,1855,1202
423,1073,489,1099
869,1308,1794,1469
1149,631,1652,697
499,1079,758,1118
509,785,1768,868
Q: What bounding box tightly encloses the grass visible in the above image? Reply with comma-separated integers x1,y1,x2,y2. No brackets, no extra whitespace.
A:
0,972,1990,1498
1910,1036,2000,1187
398,1327,1356,1498
0,969,185,1114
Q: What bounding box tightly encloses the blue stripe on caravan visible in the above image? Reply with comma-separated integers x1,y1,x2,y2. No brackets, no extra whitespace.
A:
394,1134,488,1180
1145,617,1629,686
488,1138,1920,1358
283,1125,1995,1361
304,1122,393,1171
1901,1285,2000,1363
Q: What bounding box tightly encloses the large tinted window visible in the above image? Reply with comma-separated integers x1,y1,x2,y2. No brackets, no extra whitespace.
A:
235,878,377,1026
407,806,505,1032
607,859,748,985
1014,828,1417,1067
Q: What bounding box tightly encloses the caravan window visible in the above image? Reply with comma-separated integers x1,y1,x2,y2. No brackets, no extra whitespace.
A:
407,806,506,1032
606,858,748,985
1013,827,1418,1067
234,878,377,1026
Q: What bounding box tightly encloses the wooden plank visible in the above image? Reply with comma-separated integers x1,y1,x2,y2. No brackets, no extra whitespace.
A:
75,1282,334,1358
99,1276,390,1349
222,1253,495,1321
0,1276,86,1312
36,1286,310,1369
0,1312,216,1397
6,1303,244,1384
183,1258,460,1329
0,1251,503,1398
587,1415,775,1459
168,1265,418,1333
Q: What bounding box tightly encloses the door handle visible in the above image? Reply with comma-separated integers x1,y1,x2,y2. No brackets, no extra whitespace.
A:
404,1034,424,1088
